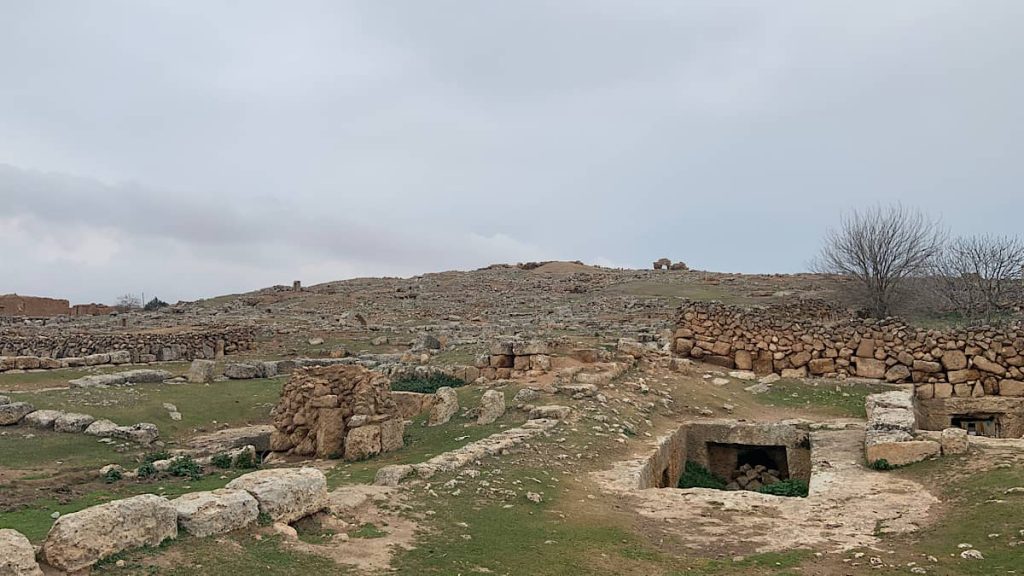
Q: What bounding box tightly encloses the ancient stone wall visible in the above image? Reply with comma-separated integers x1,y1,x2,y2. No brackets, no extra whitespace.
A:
0,327,255,363
674,301,1024,401
0,294,71,317
71,303,115,316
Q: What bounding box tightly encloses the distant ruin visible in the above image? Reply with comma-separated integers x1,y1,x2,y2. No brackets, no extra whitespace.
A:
0,294,114,318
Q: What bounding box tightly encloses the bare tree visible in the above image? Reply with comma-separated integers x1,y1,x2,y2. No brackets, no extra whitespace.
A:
115,293,142,312
814,204,946,317
932,234,1024,324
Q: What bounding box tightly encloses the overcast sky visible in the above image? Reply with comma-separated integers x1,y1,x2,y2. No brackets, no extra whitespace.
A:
2,1,1022,304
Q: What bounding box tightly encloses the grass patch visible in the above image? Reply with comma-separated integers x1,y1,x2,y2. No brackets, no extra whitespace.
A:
888,457,1024,575
676,550,815,575
9,378,281,443
0,362,191,393
678,461,727,490
326,397,513,487
0,472,241,542
350,523,387,539
757,479,808,498
755,379,890,418
0,429,137,471
93,535,345,575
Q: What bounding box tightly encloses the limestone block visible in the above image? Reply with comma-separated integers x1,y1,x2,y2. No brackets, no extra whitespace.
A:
939,428,969,455
865,440,940,467
173,489,259,538
0,529,43,576
225,468,327,524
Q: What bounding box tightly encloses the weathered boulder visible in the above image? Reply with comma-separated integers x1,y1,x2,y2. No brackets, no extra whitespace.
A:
109,350,132,364
41,494,178,573
0,529,43,576
172,489,259,538
0,402,35,426
939,427,969,455
224,363,259,379
0,394,8,405
187,425,274,455
225,468,327,524
427,387,459,426
865,440,940,467
69,369,171,388
22,409,64,429
512,388,541,406
112,423,160,445
392,391,432,419
187,359,216,383
528,405,572,420
344,424,381,460
54,412,96,433
374,464,415,487
477,390,506,425
84,419,119,437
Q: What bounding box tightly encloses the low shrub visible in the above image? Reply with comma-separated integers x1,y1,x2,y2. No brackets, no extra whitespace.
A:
103,468,123,484
758,479,809,497
390,373,466,394
869,458,894,471
211,453,233,469
234,450,259,469
136,462,157,479
168,455,203,480
677,461,727,490
143,450,171,464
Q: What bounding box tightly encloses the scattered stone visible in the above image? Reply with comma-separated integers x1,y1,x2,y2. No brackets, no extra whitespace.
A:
0,402,35,426
428,387,459,427
477,389,506,425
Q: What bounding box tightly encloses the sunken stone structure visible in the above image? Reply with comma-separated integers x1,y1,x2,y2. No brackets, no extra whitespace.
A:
270,365,405,460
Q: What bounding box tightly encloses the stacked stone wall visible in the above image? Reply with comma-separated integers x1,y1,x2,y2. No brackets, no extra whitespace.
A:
0,327,256,364
674,301,1024,401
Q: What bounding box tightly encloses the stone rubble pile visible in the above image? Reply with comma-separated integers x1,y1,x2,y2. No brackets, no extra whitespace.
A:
724,463,783,491
270,365,405,459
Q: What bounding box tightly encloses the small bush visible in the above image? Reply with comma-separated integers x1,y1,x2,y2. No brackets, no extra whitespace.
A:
143,450,171,464
136,462,157,478
391,373,466,394
211,453,233,469
234,450,259,469
103,468,123,484
677,461,727,490
869,458,894,471
257,512,273,526
758,479,809,498
168,455,203,480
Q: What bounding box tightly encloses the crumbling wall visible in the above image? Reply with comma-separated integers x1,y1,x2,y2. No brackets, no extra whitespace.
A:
674,301,1024,401
270,365,404,460
0,294,71,317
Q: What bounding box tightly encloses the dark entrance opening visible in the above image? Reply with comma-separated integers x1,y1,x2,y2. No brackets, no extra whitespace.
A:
706,443,794,492
952,415,998,437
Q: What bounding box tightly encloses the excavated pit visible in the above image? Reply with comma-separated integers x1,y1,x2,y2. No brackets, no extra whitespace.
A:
643,420,811,495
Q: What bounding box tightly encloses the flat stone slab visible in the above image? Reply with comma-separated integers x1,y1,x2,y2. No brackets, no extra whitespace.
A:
225,467,327,524
69,369,172,388
173,489,259,537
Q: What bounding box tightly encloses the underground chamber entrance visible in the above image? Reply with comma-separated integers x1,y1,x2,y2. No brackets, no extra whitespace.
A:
645,421,813,497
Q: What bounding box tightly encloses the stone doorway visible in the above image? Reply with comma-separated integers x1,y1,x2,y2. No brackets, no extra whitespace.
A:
951,414,998,437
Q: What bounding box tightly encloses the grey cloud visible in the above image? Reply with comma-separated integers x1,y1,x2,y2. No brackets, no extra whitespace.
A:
1,0,1022,302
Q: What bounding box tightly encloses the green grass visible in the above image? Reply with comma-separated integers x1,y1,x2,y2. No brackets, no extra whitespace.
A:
674,550,814,576
754,379,890,418
9,378,281,443
887,456,1024,575
678,461,727,490
350,523,387,539
0,472,241,542
0,362,191,393
93,535,347,575
0,429,137,470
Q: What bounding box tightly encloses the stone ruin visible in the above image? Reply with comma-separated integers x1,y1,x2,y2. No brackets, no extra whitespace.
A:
269,364,404,460
653,258,688,271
